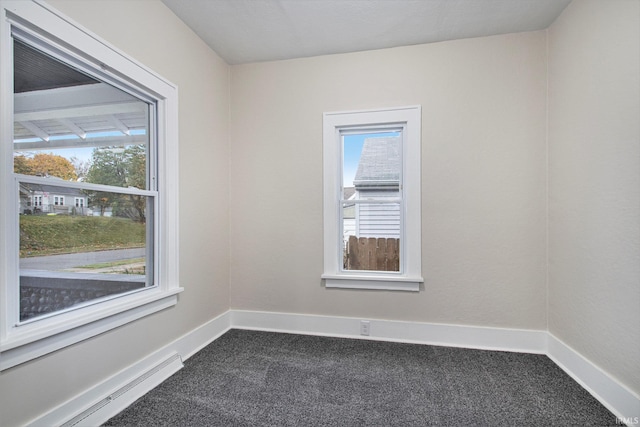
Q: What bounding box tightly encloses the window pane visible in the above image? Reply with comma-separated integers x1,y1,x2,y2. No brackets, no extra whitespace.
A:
342,201,401,272
12,38,155,322
342,131,401,199
342,131,402,272
19,182,152,322
13,39,150,190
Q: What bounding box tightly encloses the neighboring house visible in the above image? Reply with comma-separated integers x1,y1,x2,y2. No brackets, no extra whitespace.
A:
352,136,401,239
19,180,90,215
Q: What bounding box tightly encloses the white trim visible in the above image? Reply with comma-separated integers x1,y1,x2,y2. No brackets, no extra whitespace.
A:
23,310,639,426
0,291,181,370
16,174,158,197
547,333,640,425
323,276,421,291
25,311,231,427
322,105,422,290
231,310,547,354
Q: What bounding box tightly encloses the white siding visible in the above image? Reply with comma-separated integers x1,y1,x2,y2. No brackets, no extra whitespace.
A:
355,190,400,238
343,218,355,242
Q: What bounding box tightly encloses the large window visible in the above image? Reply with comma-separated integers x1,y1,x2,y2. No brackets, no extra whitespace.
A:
0,1,180,369
322,106,422,291
13,38,154,322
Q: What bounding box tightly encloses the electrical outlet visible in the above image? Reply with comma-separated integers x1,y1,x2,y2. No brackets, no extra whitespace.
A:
360,320,370,336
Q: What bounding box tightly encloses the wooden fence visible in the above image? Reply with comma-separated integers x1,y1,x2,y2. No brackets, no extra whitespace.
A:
344,236,399,272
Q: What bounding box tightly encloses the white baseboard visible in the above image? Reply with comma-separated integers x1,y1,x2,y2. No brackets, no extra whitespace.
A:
28,309,639,427
231,309,548,354
173,310,232,360
26,311,231,427
547,333,640,425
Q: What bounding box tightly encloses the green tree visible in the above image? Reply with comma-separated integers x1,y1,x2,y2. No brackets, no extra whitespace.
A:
85,145,147,222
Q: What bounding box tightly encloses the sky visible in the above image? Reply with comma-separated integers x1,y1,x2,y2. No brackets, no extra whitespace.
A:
52,147,94,163
342,131,400,188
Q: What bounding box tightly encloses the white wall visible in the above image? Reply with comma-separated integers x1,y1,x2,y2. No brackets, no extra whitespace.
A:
548,0,640,396
230,31,548,329
0,1,230,426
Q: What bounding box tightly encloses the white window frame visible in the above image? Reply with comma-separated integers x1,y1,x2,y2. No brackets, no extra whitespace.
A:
54,195,64,206
0,1,181,370
322,106,423,291
74,197,84,208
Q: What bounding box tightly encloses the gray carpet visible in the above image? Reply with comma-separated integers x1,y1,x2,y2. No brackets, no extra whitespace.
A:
103,329,617,426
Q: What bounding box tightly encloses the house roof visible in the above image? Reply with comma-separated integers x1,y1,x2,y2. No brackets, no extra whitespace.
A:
20,180,85,197
353,137,400,189
343,187,356,200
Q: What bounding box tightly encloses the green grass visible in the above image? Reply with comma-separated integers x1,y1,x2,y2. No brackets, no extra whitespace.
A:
20,215,146,257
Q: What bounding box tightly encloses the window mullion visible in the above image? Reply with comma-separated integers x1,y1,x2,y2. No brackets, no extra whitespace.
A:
15,174,157,197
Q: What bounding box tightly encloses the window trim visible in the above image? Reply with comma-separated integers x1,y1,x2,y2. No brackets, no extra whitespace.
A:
0,0,181,370
322,106,423,291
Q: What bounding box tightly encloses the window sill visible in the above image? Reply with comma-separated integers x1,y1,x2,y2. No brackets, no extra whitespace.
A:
322,274,423,292
0,287,183,371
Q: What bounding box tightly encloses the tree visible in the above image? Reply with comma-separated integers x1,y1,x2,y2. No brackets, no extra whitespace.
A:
70,156,91,182
13,153,78,180
13,155,32,175
85,145,147,222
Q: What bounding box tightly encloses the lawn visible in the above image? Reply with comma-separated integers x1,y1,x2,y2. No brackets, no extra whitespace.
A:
20,215,146,257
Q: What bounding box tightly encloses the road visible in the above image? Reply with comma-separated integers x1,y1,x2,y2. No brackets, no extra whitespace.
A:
20,248,146,271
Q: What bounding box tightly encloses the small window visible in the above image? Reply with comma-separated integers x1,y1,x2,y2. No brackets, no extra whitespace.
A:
322,106,423,291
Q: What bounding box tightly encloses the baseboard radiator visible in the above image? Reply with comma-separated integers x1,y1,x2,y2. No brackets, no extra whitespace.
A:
61,353,183,427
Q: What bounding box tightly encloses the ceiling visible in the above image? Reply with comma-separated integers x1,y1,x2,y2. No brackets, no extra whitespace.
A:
160,0,572,65
14,39,97,93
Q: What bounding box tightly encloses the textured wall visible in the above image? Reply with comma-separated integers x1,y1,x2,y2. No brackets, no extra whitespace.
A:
229,31,548,329
548,0,640,395
0,1,230,426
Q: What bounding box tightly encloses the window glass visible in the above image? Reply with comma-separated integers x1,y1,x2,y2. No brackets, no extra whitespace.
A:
13,37,154,323
341,131,402,272
323,106,421,291
13,39,150,189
